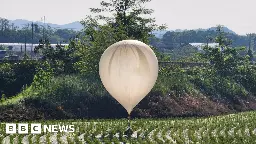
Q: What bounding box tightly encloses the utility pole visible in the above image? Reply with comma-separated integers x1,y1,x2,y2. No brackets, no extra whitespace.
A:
25,36,27,58
31,22,34,58
206,36,209,47
252,35,255,53
43,16,45,42
249,33,251,51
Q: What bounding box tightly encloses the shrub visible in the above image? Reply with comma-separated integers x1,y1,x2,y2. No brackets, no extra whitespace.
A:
234,64,256,95
25,75,127,119
153,65,194,95
190,66,248,100
0,60,38,97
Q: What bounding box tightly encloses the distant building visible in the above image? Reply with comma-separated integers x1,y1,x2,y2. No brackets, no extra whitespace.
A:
0,43,69,51
189,43,219,51
0,50,7,59
4,55,19,60
8,46,13,51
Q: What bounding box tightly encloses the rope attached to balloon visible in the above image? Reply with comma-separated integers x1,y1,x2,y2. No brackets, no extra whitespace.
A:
126,114,132,140
128,114,131,129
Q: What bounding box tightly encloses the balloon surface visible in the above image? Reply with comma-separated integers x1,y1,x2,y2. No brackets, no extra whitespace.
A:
99,40,158,115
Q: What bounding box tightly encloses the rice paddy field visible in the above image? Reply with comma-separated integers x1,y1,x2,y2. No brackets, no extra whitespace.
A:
1,111,256,144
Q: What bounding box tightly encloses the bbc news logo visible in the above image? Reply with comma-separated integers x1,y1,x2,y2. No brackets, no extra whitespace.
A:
5,123,75,134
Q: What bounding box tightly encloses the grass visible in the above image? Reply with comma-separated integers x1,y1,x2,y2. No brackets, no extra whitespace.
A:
0,74,105,107
0,86,35,106
1,111,256,143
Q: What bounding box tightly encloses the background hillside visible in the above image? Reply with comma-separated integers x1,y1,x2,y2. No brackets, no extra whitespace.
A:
7,18,237,35
153,26,237,39
1,18,255,54
9,19,83,31
1,17,256,62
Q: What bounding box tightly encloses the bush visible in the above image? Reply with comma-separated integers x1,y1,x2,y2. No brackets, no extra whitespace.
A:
0,61,38,97
234,64,256,95
189,66,248,100
23,75,127,119
153,65,194,95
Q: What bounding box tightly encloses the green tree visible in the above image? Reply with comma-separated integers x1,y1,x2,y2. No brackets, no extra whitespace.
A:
247,48,254,62
76,0,166,77
0,45,7,50
200,25,246,77
34,39,78,74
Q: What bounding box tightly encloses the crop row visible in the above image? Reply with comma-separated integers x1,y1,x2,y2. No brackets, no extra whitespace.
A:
1,111,256,143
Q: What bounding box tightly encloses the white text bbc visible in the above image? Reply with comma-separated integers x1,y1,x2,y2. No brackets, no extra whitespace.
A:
5,123,75,134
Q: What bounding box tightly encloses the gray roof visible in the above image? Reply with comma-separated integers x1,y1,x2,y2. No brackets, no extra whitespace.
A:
0,50,7,54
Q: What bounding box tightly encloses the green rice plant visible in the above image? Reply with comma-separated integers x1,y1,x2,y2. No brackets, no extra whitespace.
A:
1,111,256,143
35,134,40,144
67,135,73,144
46,133,51,144
56,133,61,144
28,134,33,144
17,134,23,144
74,133,80,144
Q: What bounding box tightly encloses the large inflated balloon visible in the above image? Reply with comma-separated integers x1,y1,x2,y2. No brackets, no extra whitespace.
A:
99,40,158,115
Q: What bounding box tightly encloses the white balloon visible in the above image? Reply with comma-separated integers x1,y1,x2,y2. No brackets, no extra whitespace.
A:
99,40,158,115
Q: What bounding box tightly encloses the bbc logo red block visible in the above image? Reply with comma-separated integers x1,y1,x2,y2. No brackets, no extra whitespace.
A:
6,123,41,134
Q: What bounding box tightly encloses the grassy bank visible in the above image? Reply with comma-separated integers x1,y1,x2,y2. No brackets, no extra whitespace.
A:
1,63,256,121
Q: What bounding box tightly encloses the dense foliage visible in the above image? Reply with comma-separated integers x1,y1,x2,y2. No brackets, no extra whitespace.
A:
74,0,166,78
158,29,253,49
34,39,79,74
0,60,38,98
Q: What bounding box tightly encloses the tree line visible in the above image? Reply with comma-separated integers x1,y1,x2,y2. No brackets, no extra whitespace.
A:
152,29,256,51
0,18,78,44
